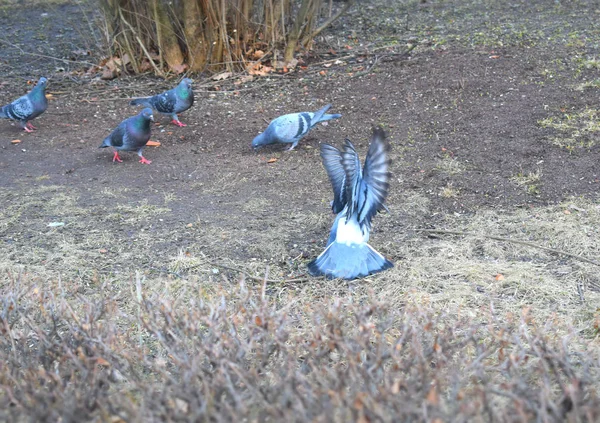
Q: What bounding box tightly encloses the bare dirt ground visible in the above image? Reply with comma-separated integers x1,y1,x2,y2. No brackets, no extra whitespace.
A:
0,0,599,328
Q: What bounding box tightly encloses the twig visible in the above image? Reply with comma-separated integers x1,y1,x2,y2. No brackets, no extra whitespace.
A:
118,9,165,77
209,262,312,283
301,0,356,46
419,229,600,267
348,55,380,79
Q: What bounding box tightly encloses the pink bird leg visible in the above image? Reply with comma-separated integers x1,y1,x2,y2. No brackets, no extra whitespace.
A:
171,119,187,127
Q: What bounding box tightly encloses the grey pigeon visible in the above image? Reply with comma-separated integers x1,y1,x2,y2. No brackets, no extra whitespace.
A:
252,104,342,151
0,77,48,132
130,78,194,127
308,127,393,280
99,108,155,164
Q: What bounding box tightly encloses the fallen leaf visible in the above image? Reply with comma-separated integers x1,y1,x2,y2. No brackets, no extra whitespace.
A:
252,50,265,60
319,70,327,76
45,93,54,100
426,384,439,405
212,71,232,81
170,63,188,75
495,273,505,281
96,357,110,367
247,62,273,76
11,139,21,144
101,67,117,80
255,316,263,326
267,158,278,163
146,140,161,147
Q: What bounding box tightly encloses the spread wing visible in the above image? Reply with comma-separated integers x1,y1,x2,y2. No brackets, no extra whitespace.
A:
341,139,362,221
320,143,347,213
356,127,391,225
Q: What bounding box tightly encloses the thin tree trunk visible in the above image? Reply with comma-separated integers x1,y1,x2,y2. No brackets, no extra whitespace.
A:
283,0,311,63
183,0,208,72
153,0,184,72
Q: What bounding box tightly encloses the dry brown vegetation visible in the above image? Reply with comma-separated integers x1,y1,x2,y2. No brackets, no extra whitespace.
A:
100,0,354,75
1,0,600,420
1,273,599,422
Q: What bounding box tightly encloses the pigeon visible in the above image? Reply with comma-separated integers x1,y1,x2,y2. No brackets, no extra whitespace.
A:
99,108,155,164
0,77,48,132
130,78,194,127
252,104,342,151
307,127,393,280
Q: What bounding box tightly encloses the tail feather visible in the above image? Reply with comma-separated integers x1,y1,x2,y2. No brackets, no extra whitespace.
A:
318,113,342,123
0,105,6,119
307,241,393,280
310,104,332,124
130,98,151,107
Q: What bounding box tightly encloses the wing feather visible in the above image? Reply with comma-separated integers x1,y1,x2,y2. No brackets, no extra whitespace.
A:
341,139,362,221
356,127,391,225
320,143,347,213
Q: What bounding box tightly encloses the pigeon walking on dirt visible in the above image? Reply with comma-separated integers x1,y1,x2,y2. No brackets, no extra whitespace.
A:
130,78,194,127
99,108,155,164
0,77,48,132
252,104,342,151
308,127,393,280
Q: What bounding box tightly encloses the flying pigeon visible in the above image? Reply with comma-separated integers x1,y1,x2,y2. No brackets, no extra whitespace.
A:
307,127,393,280
252,104,342,151
99,108,154,164
130,78,194,127
0,77,48,132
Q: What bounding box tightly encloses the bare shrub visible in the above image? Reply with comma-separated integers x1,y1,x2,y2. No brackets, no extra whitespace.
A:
1,274,599,421
99,0,355,75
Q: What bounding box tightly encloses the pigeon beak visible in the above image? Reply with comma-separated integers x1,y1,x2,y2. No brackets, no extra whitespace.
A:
149,114,155,122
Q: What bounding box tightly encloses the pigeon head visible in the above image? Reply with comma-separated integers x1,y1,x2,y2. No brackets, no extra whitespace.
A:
140,108,155,122
251,132,268,150
37,77,48,87
177,78,193,98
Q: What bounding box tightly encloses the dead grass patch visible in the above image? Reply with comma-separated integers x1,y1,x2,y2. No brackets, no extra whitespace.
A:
539,108,600,152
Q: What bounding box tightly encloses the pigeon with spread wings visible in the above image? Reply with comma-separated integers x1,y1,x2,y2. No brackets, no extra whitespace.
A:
308,127,393,279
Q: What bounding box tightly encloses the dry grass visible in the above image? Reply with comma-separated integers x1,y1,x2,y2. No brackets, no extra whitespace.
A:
434,155,467,175
539,108,600,152
510,168,542,195
372,197,600,332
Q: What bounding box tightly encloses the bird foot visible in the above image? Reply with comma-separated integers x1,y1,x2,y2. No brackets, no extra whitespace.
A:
171,119,187,127
139,156,152,164
26,122,37,130
23,126,33,133
112,152,123,163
